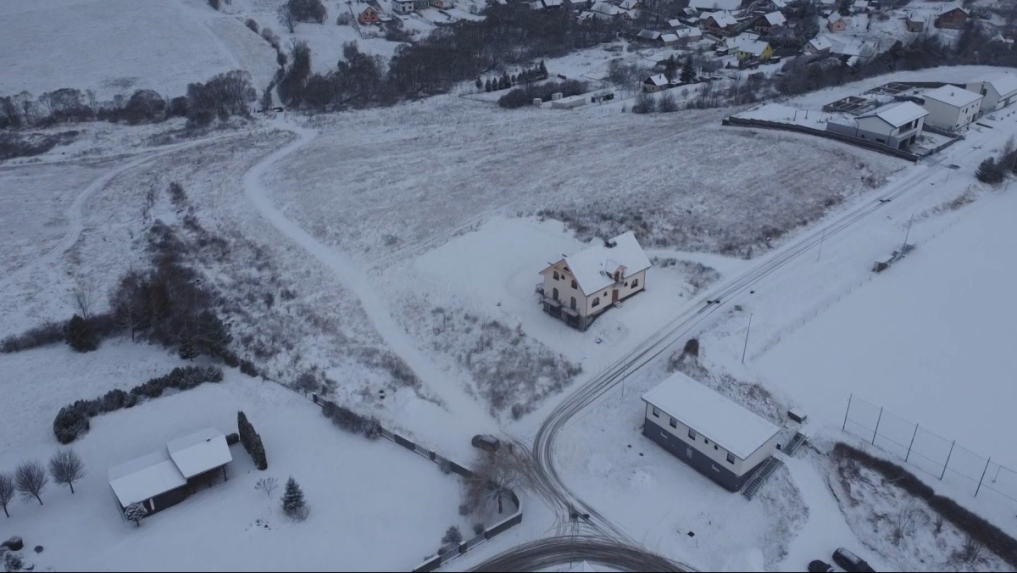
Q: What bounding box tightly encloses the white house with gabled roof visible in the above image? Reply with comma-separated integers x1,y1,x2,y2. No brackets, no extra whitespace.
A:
642,371,781,491
919,85,982,131
538,231,652,331
967,73,1017,114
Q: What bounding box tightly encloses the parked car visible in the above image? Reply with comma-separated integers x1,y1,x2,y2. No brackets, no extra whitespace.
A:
471,434,500,452
808,560,835,573
833,548,875,573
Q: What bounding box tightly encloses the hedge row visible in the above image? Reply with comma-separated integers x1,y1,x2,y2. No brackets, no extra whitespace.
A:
53,366,224,444
321,400,380,439
833,443,1017,568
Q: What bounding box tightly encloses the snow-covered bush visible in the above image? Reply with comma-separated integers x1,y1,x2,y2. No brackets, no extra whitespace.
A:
282,477,308,521
124,502,147,526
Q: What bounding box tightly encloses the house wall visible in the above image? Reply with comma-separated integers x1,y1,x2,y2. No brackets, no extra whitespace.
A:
584,269,646,318
922,97,980,130
644,402,751,474
855,115,894,137
148,487,188,514
543,263,589,315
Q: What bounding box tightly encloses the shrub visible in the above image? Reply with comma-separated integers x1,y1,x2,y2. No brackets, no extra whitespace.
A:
286,0,326,24
473,523,485,536
658,90,679,113
442,525,463,546
632,92,656,114
321,400,381,439
976,157,1006,184
497,80,587,109
66,314,99,352
53,407,91,444
282,477,308,520
208,0,221,10
1,321,65,353
226,433,240,446
246,19,259,33
239,360,259,377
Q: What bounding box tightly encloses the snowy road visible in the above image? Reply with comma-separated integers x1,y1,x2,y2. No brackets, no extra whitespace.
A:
241,118,493,426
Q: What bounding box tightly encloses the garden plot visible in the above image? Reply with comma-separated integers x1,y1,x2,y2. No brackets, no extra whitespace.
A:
267,96,902,270
0,343,467,572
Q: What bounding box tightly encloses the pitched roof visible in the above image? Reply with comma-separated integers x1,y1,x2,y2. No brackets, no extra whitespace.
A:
762,11,786,26
645,73,670,86
922,86,982,108
859,101,929,127
108,450,187,508
643,372,781,460
940,4,968,15
591,0,622,15
690,0,741,10
703,11,738,27
676,27,702,38
619,0,640,9
669,18,683,27
827,12,844,22
771,0,787,7
661,33,679,43
737,40,770,56
808,36,832,51
167,428,233,479
544,0,564,6
983,73,1017,98
638,29,662,40
553,231,652,295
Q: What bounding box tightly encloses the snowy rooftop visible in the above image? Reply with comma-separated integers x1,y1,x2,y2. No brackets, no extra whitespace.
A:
556,231,652,295
763,12,786,26
983,72,1017,98
827,12,844,22
642,372,780,460
167,428,232,479
703,11,737,27
809,36,832,51
669,18,683,27
108,450,186,507
859,101,929,127
690,0,740,10
922,86,982,108
734,39,770,56
639,29,662,40
661,33,679,43
646,73,670,86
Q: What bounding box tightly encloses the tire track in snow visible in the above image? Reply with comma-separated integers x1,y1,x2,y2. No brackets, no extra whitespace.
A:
0,136,236,297
242,119,491,424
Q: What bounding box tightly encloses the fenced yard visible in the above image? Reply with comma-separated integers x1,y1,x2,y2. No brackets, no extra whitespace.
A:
844,395,1017,508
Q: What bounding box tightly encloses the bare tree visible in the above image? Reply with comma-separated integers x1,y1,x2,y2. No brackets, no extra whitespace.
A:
891,503,923,546
0,472,14,518
49,450,86,494
463,447,526,516
658,90,678,113
255,477,279,498
957,535,984,564
278,5,297,33
73,282,97,320
15,462,47,506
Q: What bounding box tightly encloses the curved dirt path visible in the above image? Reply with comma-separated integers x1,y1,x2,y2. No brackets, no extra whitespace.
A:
242,119,490,425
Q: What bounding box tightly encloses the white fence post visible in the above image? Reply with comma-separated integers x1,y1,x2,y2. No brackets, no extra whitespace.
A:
842,394,853,432
941,441,956,480
905,424,918,462
976,457,992,497
872,407,884,446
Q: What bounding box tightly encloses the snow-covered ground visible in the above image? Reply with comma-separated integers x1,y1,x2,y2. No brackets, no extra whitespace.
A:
0,0,277,100
0,343,471,572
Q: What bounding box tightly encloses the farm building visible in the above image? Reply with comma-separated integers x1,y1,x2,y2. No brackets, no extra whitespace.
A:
919,86,982,130
642,372,781,492
935,6,968,29
538,232,651,332
827,13,847,32
966,73,1017,113
827,101,928,150
108,428,232,517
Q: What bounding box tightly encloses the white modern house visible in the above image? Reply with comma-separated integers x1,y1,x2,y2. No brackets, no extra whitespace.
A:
805,35,833,55
966,73,1017,114
108,428,233,517
827,101,929,150
538,231,651,331
919,86,983,131
393,0,415,14
642,372,781,491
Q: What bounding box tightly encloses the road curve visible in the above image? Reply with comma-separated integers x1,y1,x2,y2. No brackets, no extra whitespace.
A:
469,536,692,572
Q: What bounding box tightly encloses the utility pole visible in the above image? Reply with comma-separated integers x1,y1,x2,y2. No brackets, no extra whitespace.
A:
741,313,754,364
817,228,826,262
901,214,915,253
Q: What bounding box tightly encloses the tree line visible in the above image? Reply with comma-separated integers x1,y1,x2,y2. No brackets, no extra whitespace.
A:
1,450,85,518
0,70,257,130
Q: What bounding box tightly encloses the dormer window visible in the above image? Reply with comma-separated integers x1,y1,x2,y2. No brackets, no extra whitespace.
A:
553,271,559,280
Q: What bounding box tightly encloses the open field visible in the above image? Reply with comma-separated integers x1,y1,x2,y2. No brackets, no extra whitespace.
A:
0,343,467,572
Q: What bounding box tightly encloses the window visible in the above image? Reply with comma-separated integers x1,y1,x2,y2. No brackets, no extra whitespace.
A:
564,267,569,272
704,438,709,445
688,429,697,440
570,297,577,310
571,280,578,289
553,271,559,280
592,297,600,307
714,445,719,450
726,453,735,464
552,288,559,300
669,417,677,429
652,406,660,417
624,282,629,287
632,278,639,288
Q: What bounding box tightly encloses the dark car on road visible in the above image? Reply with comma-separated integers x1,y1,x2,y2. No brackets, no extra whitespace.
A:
808,560,835,573
471,434,500,453
834,548,875,573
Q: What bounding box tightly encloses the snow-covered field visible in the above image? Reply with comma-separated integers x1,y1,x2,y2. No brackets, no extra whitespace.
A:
0,0,277,100
0,343,468,572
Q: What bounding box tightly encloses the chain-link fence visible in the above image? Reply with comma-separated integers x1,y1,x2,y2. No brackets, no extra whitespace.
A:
843,395,1017,507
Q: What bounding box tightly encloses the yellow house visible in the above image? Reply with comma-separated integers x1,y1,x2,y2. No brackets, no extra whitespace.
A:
734,39,773,60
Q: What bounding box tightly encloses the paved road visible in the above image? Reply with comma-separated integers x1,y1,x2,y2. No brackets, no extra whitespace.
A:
469,536,690,572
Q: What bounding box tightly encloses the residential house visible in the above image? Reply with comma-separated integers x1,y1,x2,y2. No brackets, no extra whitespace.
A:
429,0,454,7
701,11,739,35
358,6,381,25
660,33,680,45
752,11,786,34
643,73,671,92
919,86,982,130
642,372,781,492
543,0,564,8
690,0,742,10
638,29,662,41
770,0,787,8
935,6,968,29
966,73,1017,113
675,26,703,41
108,428,232,517
619,0,640,9
827,13,847,32
413,0,430,10
905,13,925,32
991,33,1014,49
393,0,415,14
591,0,624,17
669,18,684,27
851,0,869,13
538,232,652,332
729,34,773,60
805,35,833,55
826,101,929,150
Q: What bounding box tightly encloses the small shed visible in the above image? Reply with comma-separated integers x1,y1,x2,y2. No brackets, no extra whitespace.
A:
108,450,188,514
168,428,233,481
